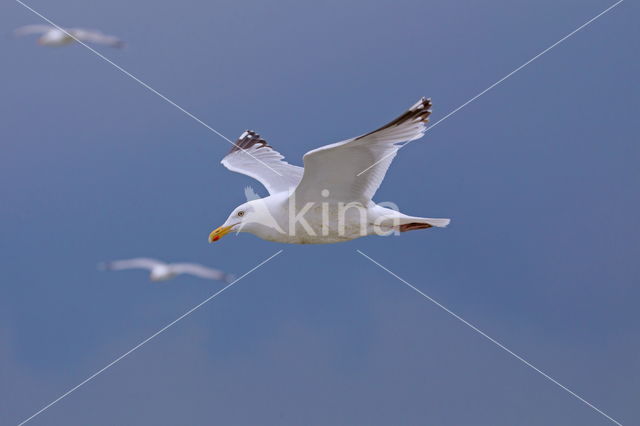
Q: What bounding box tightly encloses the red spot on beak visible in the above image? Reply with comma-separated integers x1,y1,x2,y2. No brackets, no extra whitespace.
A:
212,235,220,241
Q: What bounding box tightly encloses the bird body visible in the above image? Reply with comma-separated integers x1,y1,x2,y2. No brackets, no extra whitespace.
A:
101,258,233,283
14,25,124,48
148,264,176,281
38,28,75,46
209,98,450,244
224,192,446,244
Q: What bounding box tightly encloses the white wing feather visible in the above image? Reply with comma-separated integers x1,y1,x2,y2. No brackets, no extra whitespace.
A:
101,258,165,271
293,98,432,203
221,130,303,195
69,28,124,47
170,263,232,282
13,25,53,36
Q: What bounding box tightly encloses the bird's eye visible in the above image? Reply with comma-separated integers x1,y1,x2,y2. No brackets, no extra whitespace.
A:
237,211,245,217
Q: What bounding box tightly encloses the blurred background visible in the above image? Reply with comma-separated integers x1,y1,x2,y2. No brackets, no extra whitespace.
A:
1,0,638,424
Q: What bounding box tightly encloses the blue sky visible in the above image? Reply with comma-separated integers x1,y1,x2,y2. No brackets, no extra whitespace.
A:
1,0,638,425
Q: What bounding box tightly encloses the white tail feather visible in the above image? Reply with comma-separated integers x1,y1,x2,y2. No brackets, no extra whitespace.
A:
422,218,450,228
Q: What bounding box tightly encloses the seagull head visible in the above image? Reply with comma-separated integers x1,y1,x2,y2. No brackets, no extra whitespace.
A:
209,200,259,242
209,194,286,243
209,191,288,243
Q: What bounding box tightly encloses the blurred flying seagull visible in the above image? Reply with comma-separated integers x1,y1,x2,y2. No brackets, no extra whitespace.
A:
209,98,450,245
13,25,124,48
100,258,234,283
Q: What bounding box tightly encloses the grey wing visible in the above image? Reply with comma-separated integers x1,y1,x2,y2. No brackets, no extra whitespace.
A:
170,263,232,282
100,258,164,271
294,98,432,203
69,28,124,47
13,25,53,37
221,131,304,195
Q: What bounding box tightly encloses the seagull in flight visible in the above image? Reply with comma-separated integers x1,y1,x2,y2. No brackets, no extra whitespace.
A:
100,258,234,283
209,98,450,244
14,25,124,48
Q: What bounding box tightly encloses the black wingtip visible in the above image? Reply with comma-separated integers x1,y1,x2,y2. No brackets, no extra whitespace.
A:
355,97,433,140
229,130,271,154
412,97,432,111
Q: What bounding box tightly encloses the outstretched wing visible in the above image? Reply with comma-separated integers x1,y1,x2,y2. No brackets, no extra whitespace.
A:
170,263,233,282
293,98,432,203
221,130,304,195
69,28,124,48
100,258,164,271
13,25,53,37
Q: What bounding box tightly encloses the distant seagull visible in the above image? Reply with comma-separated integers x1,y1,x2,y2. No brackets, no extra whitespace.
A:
100,258,234,283
209,98,450,244
13,25,124,48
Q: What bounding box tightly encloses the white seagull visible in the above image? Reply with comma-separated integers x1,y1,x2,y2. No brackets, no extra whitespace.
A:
100,258,234,283
14,25,124,48
209,98,450,245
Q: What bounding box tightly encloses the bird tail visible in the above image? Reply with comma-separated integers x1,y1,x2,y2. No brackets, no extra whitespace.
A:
397,216,450,232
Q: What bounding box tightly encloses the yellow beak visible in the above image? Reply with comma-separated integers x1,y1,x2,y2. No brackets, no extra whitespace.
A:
208,225,234,242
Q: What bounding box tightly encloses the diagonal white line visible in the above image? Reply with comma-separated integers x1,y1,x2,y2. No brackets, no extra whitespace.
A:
357,250,623,426
17,249,284,426
357,0,624,177
14,0,283,177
